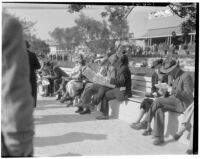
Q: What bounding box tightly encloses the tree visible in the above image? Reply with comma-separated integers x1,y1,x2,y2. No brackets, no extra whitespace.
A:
30,37,50,55
67,4,86,13
50,14,112,56
101,6,130,41
75,14,112,54
67,5,134,55
168,3,196,44
2,9,50,56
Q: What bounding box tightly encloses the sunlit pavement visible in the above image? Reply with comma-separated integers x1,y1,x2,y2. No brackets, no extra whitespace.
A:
34,95,187,157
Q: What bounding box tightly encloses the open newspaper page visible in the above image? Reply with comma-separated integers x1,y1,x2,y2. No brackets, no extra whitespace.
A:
82,66,115,88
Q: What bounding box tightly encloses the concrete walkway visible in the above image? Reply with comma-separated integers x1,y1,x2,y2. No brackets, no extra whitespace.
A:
34,95,187,157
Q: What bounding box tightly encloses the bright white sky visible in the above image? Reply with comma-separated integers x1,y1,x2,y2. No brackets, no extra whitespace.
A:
3,3,181,40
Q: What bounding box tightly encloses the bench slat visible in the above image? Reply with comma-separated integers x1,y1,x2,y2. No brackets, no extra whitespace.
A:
131,75,152,82
132,86,151,93
132,80,152,88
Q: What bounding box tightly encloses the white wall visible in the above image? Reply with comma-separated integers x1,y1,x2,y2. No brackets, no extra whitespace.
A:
135,40,145,48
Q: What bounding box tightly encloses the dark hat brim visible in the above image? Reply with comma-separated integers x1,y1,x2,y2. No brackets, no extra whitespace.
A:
160,62,178,73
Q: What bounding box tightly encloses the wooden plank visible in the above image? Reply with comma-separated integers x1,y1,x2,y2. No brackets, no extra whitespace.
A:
132,85,151,92
132,79,152,88
127,96,144,103
131,75,152,82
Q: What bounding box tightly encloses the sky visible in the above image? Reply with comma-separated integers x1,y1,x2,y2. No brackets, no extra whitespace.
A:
2,3,183,40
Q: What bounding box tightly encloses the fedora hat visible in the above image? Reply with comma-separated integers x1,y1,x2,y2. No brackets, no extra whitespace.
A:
160,58,178,74
151,59,163,69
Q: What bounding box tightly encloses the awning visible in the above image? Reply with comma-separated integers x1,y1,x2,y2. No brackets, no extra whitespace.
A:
134,26,195,40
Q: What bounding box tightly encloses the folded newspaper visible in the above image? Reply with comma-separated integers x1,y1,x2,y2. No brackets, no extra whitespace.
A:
82,66,115,88
155,83,169,89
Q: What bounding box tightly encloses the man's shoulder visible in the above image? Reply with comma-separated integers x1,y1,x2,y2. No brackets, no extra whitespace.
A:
180,70,193,81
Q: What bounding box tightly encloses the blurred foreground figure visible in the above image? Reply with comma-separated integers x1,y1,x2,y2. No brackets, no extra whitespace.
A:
1,13,34,157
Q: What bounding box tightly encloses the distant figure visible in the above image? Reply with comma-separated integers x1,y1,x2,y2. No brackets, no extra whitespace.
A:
26,41,41,107
2,13,34,157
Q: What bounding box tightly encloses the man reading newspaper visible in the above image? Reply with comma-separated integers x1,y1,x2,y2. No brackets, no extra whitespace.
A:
82,66,115,89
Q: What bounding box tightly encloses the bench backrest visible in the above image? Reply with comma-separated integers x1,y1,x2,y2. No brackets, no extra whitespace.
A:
131,75,152,96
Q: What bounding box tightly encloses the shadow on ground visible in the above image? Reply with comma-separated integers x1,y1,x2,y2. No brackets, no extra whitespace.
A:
34,132,107,147
34,111,101,125
52,152,82,157
36,99,66,110
36,105,66,111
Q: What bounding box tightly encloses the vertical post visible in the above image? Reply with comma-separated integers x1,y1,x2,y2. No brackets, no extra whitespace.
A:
150,38,152,46
167,36,169,45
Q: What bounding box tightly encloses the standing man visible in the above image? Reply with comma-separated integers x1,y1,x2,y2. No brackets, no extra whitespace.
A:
2,13,34,156
26,40,41,107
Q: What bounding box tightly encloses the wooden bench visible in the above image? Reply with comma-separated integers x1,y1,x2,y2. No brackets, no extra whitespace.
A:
108,75,191,146
60,67,191,146
130,75,152,103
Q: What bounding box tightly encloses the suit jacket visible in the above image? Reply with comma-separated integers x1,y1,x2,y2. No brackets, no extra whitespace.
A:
171,69,194,109
2,13,34,157
110,64,132,99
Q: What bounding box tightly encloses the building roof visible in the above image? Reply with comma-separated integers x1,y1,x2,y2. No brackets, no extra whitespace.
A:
134,26,195,40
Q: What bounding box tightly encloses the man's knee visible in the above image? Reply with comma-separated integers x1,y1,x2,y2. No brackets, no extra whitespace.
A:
152,99,163,112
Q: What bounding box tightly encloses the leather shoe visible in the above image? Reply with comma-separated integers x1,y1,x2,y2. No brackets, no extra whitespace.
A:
75,107,83,113
153,137,164,145
59,98,65,103
186,149,193,154
80,108,91,115
142,128,152,136
130,121,147,130
96,115,109,120
173,133,182,141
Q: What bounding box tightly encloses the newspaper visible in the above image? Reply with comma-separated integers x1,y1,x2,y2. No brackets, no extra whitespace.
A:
82,66,115,88
155,83,169,89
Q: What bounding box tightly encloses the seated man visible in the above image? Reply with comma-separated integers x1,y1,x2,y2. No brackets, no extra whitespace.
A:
96,53,132,120
60,55,86,106
131,59,169,130
46,62,69,99
75,54,118,114
141,58,193,145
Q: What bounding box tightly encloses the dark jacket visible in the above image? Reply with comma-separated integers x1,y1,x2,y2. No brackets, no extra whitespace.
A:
50,66,69,80
28,50,41,106
171,69,194,108
110,64,132,98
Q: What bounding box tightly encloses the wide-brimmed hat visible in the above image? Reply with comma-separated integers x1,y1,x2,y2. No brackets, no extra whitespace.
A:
151,59,163,69
160,58,178,74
